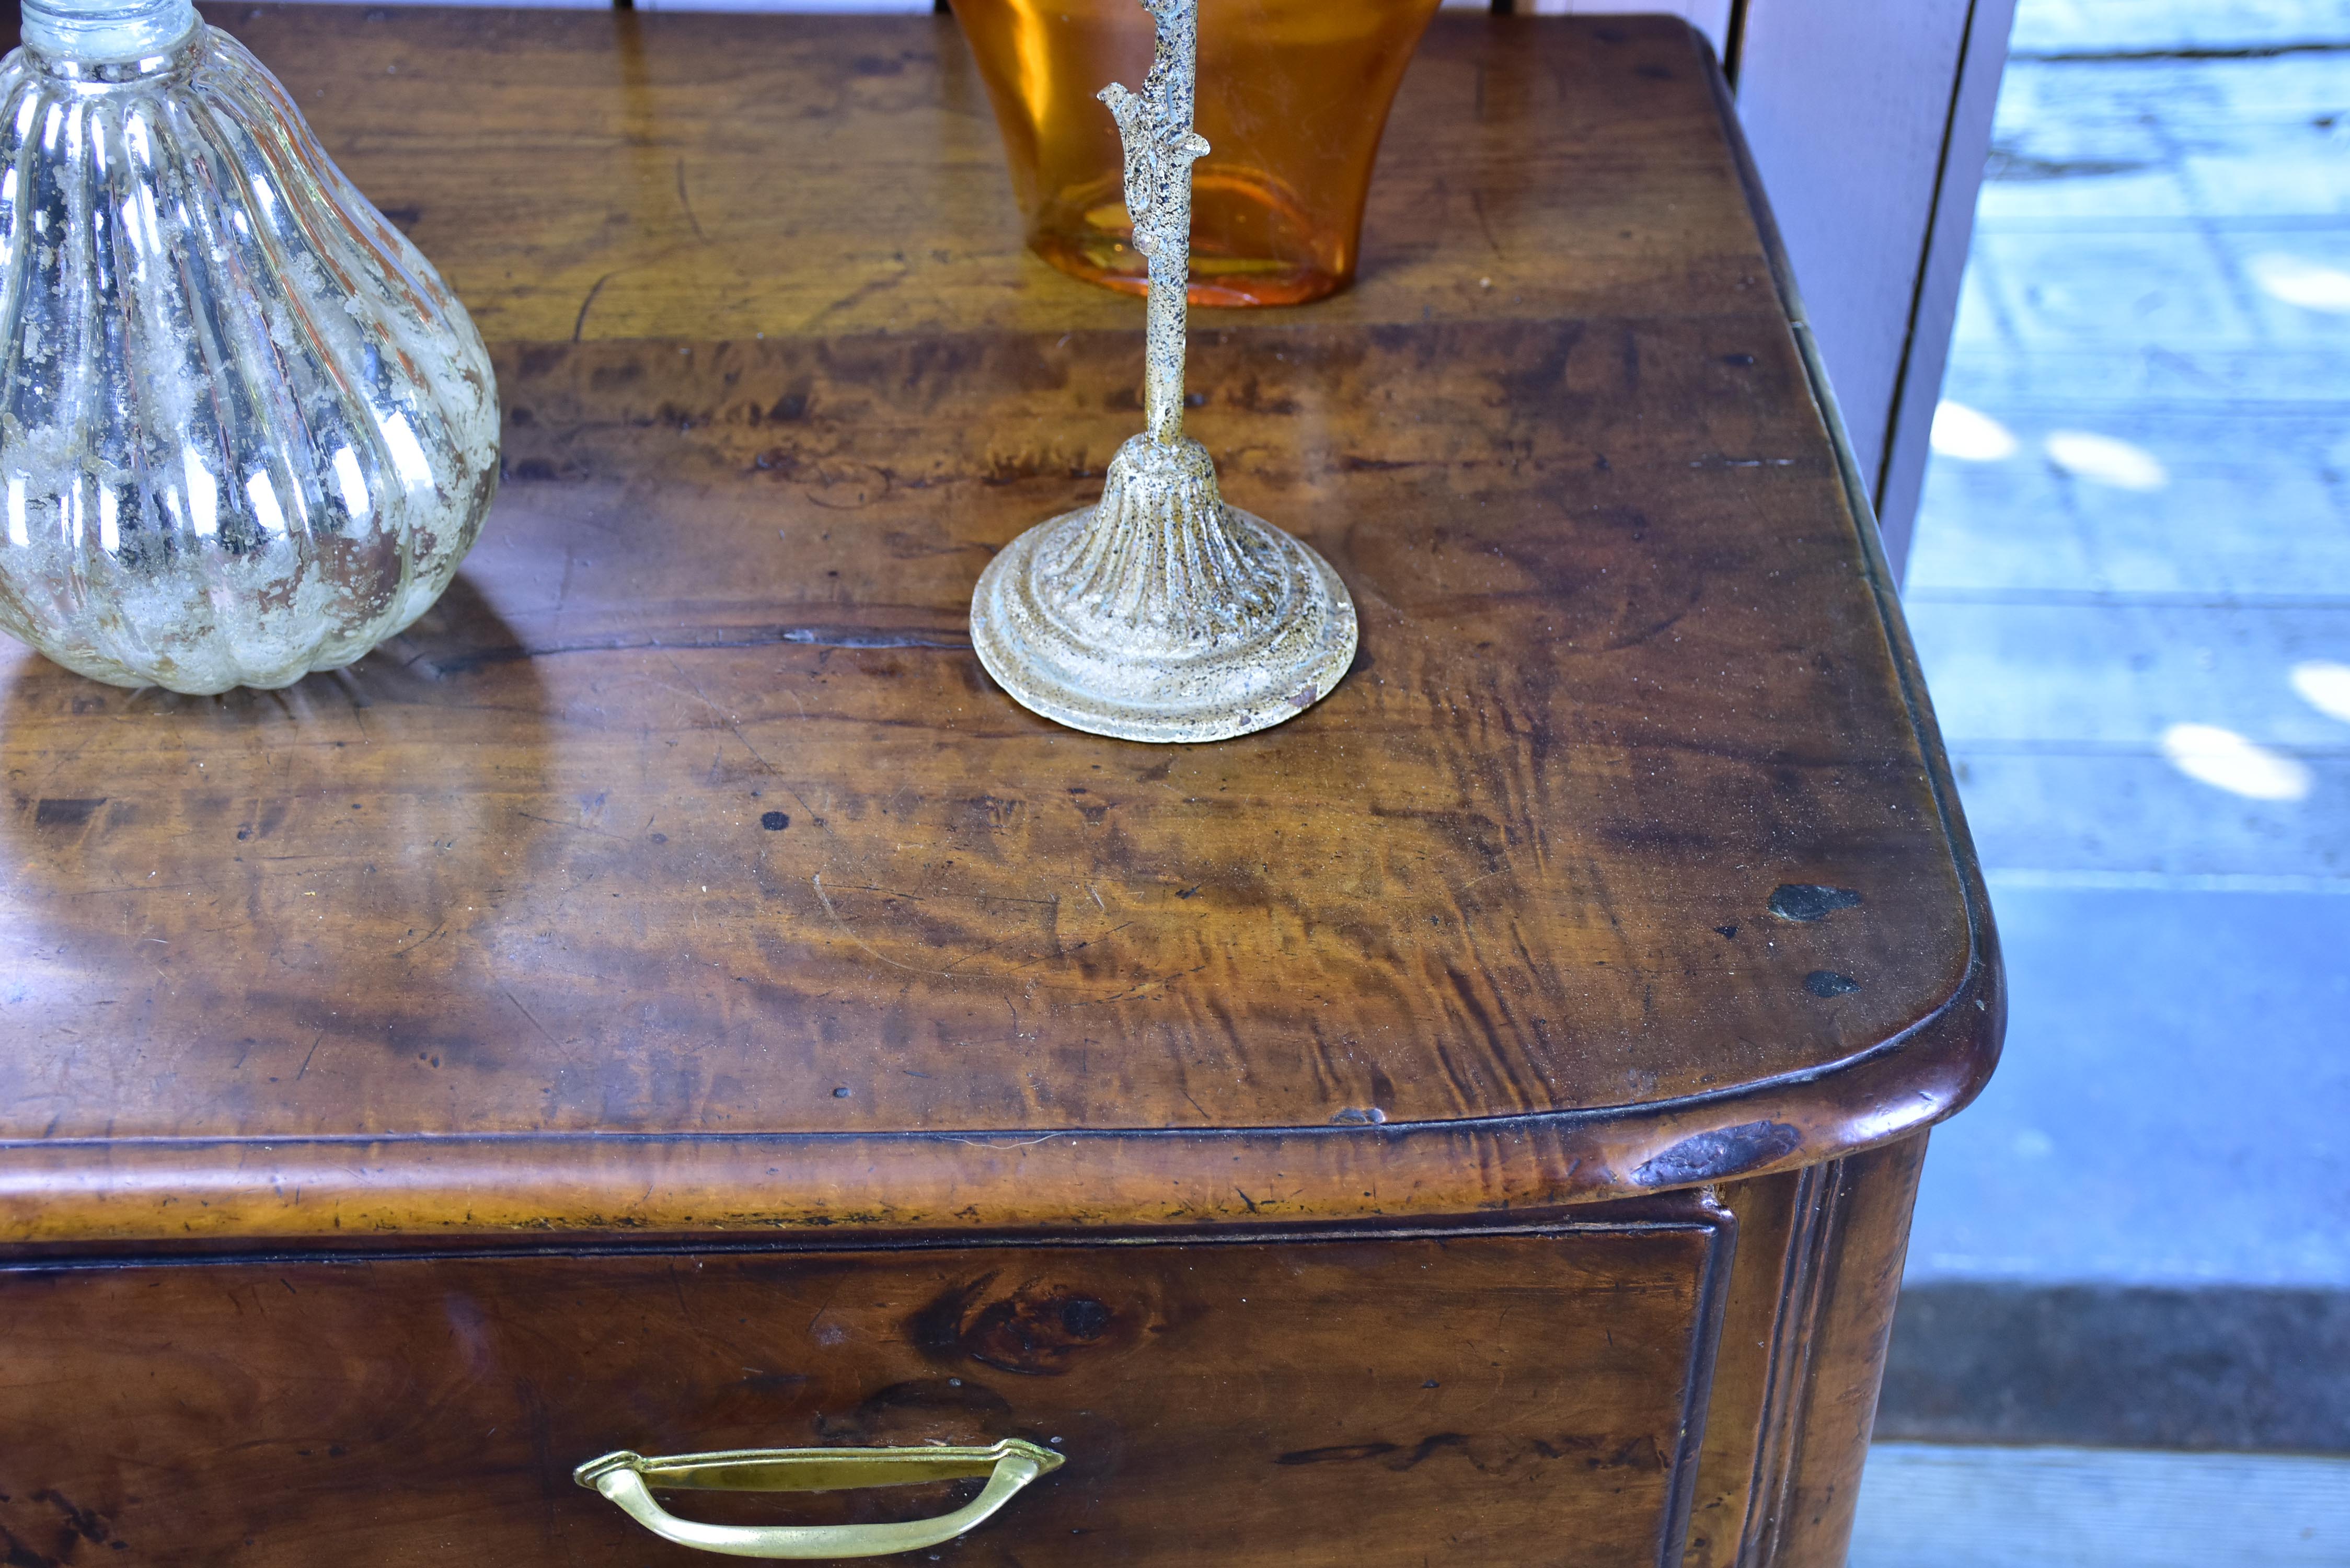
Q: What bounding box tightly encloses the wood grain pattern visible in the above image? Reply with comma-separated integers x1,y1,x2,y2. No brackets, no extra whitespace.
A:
1740,1134,1927,1568
0,1206,1732,1567
0,9,1998,1242
1668,1134,1929,1568
1678,1165,1806,1568
246,8,1763,343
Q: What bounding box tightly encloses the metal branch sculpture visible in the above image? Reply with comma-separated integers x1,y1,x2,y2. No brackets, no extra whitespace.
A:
1098,0,1210,446
969,0,1357,744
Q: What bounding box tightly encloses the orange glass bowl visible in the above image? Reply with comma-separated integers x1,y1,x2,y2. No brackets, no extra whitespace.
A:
950,0,1444,307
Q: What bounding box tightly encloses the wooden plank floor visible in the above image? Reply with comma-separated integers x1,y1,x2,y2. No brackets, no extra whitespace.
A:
1879,0,2350,1461
1893,0,2350,1305
1850,1444,2350,1567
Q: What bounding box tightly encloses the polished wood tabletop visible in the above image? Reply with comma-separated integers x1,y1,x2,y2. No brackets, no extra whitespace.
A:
0,6,1998,1244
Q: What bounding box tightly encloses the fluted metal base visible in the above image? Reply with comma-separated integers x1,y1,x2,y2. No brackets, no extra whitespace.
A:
971,434,1356,744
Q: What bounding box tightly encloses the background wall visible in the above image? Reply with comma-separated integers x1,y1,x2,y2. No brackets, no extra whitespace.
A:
1731,0,2018,576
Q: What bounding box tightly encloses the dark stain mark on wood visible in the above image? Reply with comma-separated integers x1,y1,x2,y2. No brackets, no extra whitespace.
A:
1713,924,1737,939
1394,1433,1471,1469
1805,971,1861,999
760,811,790,831
912,1278,1123,1373
32,799,106,828
0,1525,62,1568
923,1283,1120,1377
1493,321,1585,405
1768,884,1864,922
1277,1440,1400,1466
28,1490,121,1554
910,1275,995,1363
1276,1434,1470,1470
1059,1297,1113,1339
1595,1434,1667,1471
1632,1119,1804,1186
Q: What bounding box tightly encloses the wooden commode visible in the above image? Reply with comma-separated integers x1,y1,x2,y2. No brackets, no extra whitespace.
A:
0,8,2000,1566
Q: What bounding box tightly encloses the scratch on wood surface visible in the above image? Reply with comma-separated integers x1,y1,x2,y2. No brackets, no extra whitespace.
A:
812,873,963,976
504,989,565,1050
513,809,628,841
675,156,710,245
798,264,908,332
572,270,617,342
569,250,689,342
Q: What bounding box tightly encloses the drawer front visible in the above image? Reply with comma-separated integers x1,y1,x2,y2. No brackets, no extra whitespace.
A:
0,1221,1729,1566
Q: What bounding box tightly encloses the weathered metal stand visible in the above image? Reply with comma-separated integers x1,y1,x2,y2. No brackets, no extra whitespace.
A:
969,0,1358,744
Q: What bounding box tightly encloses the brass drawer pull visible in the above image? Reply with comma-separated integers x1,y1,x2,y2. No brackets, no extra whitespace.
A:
573,1439,1065,1560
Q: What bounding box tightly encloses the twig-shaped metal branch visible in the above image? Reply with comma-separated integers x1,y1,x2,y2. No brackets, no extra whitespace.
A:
1099,0,1209,445
964,0,1356,743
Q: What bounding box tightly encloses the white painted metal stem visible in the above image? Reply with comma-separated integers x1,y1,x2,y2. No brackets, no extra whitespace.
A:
1098,0,1209,447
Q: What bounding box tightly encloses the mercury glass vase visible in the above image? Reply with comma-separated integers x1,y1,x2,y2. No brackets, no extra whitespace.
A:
0,0,498,693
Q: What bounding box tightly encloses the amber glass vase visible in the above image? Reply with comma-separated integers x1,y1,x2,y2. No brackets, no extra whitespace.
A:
950,0,1442,307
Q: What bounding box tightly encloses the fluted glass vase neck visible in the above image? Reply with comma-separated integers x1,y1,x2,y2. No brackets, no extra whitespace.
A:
20,0,200,64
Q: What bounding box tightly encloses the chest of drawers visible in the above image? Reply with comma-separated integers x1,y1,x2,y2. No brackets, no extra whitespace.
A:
0,9,1998,1565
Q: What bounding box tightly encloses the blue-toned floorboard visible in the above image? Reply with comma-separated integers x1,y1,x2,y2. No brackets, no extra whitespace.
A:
1895,0,2350,1296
